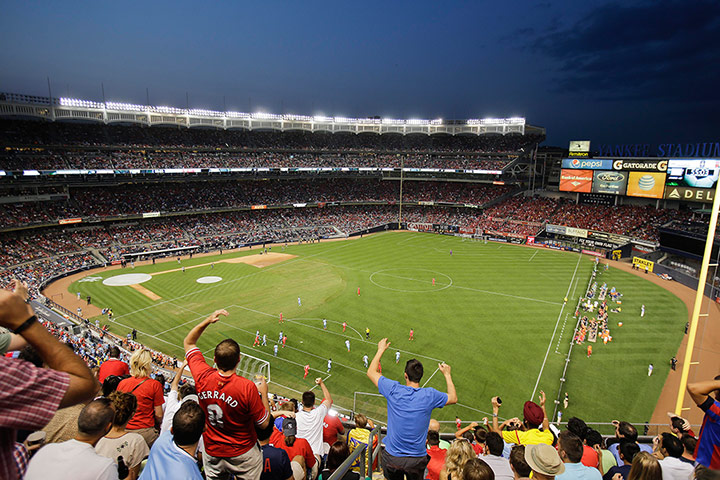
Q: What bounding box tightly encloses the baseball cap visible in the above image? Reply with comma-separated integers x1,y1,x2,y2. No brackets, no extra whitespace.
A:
525,443,565,476
283,417,297,436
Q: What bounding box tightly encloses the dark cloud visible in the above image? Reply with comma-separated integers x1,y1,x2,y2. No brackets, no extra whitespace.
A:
533,0,720,103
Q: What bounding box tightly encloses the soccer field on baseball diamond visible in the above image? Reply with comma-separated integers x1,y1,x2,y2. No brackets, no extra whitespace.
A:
70,231,687,429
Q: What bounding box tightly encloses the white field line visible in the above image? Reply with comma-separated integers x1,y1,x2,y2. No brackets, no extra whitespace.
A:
530,253,583,400
529,250,539,262
421,367,441,388
114,240,355,321
310,374,333,391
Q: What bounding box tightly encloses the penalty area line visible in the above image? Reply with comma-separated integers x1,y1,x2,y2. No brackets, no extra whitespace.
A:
421,367,440,388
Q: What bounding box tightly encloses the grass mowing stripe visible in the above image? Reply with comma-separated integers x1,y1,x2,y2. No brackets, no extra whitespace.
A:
530,252,583,400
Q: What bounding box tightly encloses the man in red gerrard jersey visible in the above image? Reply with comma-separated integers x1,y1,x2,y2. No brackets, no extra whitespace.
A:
184,309,272,480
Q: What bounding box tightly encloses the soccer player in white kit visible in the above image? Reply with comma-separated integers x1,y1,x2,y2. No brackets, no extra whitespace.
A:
323,318,327,329
395,351,400,364
345,340,350,352
363,355,369,368
327,358,332,372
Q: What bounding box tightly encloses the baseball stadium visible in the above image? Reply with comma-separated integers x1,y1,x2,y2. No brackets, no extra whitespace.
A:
2,95,719,477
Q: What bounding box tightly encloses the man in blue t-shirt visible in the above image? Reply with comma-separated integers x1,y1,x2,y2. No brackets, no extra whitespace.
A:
367,338,457,480
140,402,205,480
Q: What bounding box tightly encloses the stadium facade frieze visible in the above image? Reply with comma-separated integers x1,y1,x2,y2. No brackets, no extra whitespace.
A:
0,92,544,137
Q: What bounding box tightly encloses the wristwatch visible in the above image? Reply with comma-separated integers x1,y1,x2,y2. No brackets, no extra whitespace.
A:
12,315,37,335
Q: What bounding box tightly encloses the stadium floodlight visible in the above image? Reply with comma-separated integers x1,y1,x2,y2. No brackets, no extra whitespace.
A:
382,118,405,125
334,116,356,123
407,119,429,125
313,115,333,123
430,118,443,125
188,108,223,117
151,105,186,115
480,117,504,125
59,97,104,109
105,101,147,111
251,112,282,120
284,114,312,122
226,111,251,119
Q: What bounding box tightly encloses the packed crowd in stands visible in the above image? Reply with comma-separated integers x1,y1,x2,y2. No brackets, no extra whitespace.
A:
1,180,513,228
0,148,517,171
0,119,542,153
2,277,718,479
1,179,700,242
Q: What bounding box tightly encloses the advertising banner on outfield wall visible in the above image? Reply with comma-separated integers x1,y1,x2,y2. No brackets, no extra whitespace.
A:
559,169,593,192
626,172,666,199
632,256,654,272
407,222,433,232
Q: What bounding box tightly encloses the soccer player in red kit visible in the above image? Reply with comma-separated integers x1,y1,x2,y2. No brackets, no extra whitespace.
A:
342,321,347,332
357,287,361,296
409,328,414,341
282,335,287,348
279,312,283,324
432,277,435,286
587,345,592,358
184,309,272,479
304,364,310,379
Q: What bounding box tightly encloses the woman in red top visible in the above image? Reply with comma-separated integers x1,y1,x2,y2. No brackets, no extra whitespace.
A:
117,349,164,447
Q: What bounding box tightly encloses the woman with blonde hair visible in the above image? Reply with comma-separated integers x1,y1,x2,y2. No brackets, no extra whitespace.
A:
440,439,477,480
117,349,164,447
95,391,150,480
624,452,662,480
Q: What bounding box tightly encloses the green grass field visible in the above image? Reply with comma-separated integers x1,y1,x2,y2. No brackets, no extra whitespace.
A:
71,231,687,429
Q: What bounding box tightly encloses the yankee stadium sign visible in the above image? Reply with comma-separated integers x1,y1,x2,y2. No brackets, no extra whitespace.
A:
597,142,720,158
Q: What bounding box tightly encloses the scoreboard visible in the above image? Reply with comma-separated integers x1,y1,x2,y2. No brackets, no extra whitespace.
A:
560,158,720,203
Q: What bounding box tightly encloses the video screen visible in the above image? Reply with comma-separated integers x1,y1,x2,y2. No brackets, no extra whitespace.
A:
666,159,720,189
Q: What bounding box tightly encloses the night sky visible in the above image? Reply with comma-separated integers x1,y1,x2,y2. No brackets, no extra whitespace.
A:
1,1,718,147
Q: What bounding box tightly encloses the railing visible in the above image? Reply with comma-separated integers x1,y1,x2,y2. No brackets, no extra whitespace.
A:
328,426,381,480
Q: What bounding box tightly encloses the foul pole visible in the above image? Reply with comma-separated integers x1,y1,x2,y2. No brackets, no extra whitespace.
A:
675,178,720,414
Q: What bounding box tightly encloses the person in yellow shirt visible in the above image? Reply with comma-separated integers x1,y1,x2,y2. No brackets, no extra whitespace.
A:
491,391,553,446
